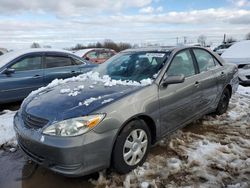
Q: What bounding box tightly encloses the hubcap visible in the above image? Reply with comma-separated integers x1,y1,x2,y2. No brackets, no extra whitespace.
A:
123,129,148,166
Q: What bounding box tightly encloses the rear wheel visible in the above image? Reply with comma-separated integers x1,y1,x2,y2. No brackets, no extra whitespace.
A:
215,88,230,115
112,120,151,174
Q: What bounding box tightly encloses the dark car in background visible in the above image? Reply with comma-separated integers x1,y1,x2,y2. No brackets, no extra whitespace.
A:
74,48,116,64
14,46,238,177
0,49,96,103
213,42,234,55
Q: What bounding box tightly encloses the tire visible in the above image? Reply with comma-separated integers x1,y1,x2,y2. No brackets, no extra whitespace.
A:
112,119,151,174
215,88,230,115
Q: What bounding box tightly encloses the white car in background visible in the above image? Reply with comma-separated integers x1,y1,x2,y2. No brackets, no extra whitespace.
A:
222,40,250,85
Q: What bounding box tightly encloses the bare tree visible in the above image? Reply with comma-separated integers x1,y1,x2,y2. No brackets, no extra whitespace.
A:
246,32,250,40
70,40,132,52
30,42,41,48
197,35,207,47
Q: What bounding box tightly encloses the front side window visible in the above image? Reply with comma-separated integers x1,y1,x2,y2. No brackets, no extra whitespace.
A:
45,56,72,68
193,49,216,72
11,56,42,71
167,50,195,77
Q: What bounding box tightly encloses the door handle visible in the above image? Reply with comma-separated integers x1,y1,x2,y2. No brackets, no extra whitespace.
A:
194,81,200,87
33,75,42,78
71,70,76,74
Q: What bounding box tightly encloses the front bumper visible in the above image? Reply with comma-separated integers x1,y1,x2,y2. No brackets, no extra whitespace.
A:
14,112,118,177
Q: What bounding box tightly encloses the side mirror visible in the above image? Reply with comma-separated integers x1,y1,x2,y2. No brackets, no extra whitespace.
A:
85,57,90,61
161,74,185,87
3,68,15,75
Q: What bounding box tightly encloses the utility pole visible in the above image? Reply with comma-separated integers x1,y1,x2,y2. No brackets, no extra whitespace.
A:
184,36,187,44
176,37,179,45
223,34,226,44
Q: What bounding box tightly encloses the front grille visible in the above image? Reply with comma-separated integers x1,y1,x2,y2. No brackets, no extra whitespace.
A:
22,111,49,129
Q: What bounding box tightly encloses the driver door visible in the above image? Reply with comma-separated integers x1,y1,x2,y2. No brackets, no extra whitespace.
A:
158,49,202,135
0,54,44,102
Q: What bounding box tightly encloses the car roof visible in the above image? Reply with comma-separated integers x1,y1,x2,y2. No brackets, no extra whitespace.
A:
74,48,115,57
122,46,177,53
0,48,73,68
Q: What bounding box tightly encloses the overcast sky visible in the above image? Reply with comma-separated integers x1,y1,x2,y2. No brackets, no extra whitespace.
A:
0,0,250,49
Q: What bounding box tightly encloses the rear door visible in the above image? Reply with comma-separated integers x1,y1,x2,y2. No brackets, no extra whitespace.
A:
158,49,202,135
43,53,77,85
192,48,221,110
0,53,44,102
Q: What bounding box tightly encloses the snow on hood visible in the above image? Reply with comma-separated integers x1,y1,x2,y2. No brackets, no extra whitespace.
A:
23,80,142,121
27,71,153,98
222,40,250,59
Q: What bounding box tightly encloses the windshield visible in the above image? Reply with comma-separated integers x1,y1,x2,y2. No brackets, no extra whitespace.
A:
94,51,170,82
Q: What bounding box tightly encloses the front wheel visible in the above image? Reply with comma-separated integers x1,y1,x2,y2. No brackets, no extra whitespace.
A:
112,120,151,174
215,88,230,115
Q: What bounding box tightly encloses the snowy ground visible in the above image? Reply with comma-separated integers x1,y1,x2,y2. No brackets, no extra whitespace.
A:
0,86,250,187
0,110,16,146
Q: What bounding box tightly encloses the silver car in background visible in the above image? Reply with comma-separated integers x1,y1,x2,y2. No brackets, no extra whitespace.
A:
14,46,238,177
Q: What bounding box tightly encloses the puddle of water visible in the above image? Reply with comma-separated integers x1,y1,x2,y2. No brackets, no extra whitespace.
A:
0,149,96,188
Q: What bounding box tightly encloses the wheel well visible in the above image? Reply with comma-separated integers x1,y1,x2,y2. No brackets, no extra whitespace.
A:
225,84,232,98
115,115,157,146
137,115,157,145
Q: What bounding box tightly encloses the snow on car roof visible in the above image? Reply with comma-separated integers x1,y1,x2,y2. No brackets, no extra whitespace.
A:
0,48,73,68
222,40,250,59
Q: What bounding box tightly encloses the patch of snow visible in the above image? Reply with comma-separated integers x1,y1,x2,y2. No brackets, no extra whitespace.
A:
237,85,250,97
101,98,114,104
27,71,153,98
0,110,16,146
68,91,80,97
83,96,102,106
60,88,71,94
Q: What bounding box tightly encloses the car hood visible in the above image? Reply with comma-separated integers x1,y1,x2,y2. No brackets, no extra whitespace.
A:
223,58,250,65
22,80,142,122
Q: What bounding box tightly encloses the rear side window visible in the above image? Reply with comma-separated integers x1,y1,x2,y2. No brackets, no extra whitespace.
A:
11,56,42,71
167,50,195,77
193,49,217,72
45,56,72,68
86,51,97,59
71,56,85,65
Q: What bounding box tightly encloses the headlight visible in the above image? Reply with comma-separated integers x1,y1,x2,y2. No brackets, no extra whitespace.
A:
43,114,105,137
243,64,250,69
